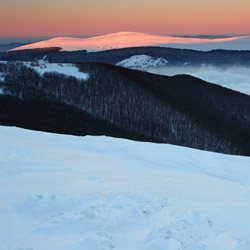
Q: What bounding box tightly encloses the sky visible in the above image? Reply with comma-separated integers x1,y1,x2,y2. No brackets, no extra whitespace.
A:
0,0,250,37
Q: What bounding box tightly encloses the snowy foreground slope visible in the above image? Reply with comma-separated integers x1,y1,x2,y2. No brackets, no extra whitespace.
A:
1,126,250,250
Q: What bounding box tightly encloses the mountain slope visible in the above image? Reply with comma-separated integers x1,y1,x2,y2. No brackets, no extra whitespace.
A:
0,95,153,142
1,62,250,155
1,126,250,250
2,46,250,68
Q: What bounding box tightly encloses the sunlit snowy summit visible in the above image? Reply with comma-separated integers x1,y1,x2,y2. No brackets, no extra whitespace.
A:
9,32,250,52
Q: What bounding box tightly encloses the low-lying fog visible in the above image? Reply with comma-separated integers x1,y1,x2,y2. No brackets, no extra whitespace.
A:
146,66,250,96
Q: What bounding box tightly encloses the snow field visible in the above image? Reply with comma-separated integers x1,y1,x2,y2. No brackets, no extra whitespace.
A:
0,126,250,249
24,61,89,81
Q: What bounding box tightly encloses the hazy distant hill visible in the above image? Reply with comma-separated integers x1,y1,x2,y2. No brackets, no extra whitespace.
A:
1,62,250,155
0,43,28,52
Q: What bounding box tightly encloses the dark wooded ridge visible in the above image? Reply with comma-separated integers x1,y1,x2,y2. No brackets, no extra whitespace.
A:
1,62,250,155
1,46,250,67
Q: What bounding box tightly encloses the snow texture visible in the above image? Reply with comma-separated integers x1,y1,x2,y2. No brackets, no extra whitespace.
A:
1,126,250,250
9,32,250,52
116,55,168,69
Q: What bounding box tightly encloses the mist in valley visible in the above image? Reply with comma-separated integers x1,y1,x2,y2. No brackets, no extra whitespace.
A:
146,65,250,96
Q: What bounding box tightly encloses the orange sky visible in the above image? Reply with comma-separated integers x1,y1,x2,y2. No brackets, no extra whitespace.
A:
0,0,249,36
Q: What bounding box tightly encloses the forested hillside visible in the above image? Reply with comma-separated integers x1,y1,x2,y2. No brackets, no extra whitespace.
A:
1,46,250,66
1,62,250,155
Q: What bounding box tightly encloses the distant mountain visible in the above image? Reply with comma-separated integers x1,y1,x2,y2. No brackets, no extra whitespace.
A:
1,62,250,155
0,43,28,52
9,32,250,52
1,46,250,68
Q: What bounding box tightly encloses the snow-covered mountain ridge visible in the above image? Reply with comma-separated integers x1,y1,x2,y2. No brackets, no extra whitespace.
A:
1,126,250,250
116,55,169,68
9,32,250,52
